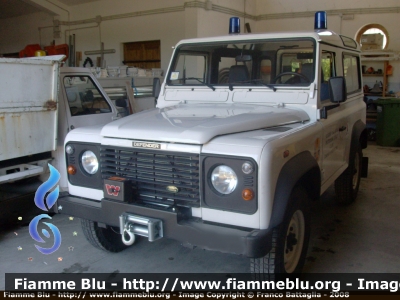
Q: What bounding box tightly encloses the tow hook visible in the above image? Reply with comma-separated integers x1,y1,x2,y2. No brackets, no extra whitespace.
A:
122,225,136,246
119,213,163,245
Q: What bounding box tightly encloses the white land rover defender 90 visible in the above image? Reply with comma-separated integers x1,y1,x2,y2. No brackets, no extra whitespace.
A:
58,13,368,275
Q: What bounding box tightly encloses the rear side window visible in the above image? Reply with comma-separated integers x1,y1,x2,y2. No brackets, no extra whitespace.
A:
343,54,361,94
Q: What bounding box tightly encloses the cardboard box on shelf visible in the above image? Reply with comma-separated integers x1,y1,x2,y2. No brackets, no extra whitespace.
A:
361,33,383,48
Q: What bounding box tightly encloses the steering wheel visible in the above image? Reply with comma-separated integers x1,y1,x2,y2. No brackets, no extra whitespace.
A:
273,72,310,84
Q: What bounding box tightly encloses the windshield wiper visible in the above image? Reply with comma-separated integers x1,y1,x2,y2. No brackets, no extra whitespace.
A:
180,77,216,91
247,79,277,92
228,80,276,92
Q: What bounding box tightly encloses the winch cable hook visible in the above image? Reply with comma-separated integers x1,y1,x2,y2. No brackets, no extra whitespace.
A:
121,224,135,246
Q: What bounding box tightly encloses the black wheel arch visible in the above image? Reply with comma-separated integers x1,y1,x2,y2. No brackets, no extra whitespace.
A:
352,119,368,150
269,151,321,228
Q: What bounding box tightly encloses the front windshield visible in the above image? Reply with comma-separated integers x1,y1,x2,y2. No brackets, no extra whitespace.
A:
167,38,315,88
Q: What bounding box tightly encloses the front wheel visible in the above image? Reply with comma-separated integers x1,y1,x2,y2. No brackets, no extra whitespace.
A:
335,143,362,205
250,186,311,276
81,219,129,252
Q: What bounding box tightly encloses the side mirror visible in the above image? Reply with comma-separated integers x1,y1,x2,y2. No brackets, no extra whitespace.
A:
152,78,161,98
329,76,347,103
115,98,127,108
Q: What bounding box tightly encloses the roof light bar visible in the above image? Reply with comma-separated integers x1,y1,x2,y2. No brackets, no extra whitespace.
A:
229,17,240,34
314,11,327,30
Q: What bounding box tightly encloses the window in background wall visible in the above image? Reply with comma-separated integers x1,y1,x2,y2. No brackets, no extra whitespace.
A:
123,40,161,69
356,24,389,51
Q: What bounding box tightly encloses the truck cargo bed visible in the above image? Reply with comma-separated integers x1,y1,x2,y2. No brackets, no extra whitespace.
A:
0,56,63,162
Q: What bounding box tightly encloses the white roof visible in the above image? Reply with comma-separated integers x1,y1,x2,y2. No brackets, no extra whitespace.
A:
175,30,360,51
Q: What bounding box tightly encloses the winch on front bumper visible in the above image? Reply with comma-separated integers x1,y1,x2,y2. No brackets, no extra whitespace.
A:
55,194,272,258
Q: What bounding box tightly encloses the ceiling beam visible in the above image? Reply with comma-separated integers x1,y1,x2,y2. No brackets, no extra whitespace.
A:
23,0,69,18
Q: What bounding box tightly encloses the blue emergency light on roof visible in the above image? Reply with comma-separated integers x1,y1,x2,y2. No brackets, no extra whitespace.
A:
229,17,240,34
314,11,327,30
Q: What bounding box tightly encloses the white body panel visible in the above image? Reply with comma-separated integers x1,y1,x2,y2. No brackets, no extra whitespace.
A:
0,56,63,161
100,103,309,144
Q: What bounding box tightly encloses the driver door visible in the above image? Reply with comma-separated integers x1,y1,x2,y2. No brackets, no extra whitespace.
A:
61,75,119,132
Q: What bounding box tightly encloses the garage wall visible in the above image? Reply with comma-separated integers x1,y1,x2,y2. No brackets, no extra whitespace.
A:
0,11,54,54
1,0,399,89
196,0,256,38
0,0,254,70
60,0,186,71
65,0,256,70
255,0,400,14
254,0,399,44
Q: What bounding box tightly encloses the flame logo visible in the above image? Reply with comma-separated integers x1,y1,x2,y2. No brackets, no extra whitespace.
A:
29,214,61,254
34,164,60,211
29,164,62,255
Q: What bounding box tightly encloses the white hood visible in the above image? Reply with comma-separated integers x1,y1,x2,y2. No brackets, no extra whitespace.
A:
100,103,309,144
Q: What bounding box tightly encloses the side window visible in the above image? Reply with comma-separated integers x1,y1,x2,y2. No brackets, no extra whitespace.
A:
321,51,336,101
343,54,361,94
64,76,111,116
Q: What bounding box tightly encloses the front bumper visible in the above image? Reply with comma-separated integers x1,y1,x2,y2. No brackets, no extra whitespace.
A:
56,195,272,258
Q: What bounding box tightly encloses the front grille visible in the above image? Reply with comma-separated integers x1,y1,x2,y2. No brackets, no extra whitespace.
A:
100,146,200,208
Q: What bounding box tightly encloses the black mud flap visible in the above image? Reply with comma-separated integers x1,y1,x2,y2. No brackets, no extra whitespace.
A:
361,157,369,178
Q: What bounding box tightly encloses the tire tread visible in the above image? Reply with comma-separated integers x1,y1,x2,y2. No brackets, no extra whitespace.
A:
81,219,128,253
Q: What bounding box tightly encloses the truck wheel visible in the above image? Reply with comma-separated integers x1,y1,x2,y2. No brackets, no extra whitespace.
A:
334,143,362,205
250,187,310,276
81,219,128,252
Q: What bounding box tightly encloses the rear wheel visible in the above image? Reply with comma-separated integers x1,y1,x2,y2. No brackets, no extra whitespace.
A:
250,186,310,277
335,143,362,205
81,219,129,252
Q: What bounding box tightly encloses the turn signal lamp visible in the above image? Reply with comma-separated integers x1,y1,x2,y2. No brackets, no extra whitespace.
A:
314,11,327,30
229,17,240,34
242,188,254,201
67,165,77,175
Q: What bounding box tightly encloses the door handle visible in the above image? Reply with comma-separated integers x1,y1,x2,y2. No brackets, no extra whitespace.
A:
339,126,347,132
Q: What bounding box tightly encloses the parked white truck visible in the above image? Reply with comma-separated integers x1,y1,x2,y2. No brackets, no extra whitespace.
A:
58,14,368,275
0,55,134,217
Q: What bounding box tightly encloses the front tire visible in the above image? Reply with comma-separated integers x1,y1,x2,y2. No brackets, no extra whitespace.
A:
250,186,311,277
335,143,362,205
81,219,129,252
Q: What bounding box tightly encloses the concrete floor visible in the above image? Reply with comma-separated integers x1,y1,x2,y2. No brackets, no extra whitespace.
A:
1,143,399,288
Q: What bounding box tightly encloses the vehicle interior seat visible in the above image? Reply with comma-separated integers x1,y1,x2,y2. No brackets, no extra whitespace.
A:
300,63,314,83
228,65,249,83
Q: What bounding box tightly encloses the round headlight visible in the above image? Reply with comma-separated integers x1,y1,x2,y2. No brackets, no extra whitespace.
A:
81,150,98,174
211,165,237,194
